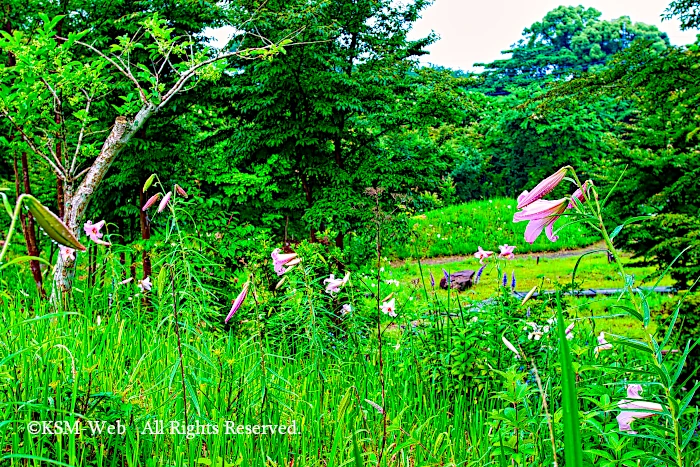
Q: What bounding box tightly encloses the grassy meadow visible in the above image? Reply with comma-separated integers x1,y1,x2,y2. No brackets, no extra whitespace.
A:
0,198,696,466
389,198,600,259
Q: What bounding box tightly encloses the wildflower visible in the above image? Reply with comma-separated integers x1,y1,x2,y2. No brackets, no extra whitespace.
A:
324,271,350,295
511,270,516,290
158,192,172,213
60,246,75,261
175,184,188,198
617,384,663,433
119,277,133,285
502,335,521,359
84,220,111,246
502,273,507,287
429,271,435,288
137,276,152,292
442,268,450,285
142,193,161,211
474,246,494,264
498,244,516,259
516,167,568,209
475,264,486,284
594,331,613,355
565,322,575,340
384,279,399,286
527,322,544,341
271,248,300,276
381,298,397,318
341,304,352,315
225,281,249,323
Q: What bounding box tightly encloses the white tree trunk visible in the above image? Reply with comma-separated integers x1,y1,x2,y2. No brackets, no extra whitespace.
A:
53,104,155,292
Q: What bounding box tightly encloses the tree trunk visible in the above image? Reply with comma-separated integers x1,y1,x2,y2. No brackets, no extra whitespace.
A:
53,105,155,292
13,154,46,298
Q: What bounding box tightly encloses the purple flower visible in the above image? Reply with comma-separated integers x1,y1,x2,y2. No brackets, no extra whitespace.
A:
502,273,507,287
443,268,450,285
511,270,516,290
430,271,435,288
475,264,486,284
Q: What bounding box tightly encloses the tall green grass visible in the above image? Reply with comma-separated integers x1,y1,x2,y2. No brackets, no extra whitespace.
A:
389,198,600,259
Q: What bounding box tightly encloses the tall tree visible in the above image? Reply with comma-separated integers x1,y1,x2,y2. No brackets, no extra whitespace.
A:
191,0,468,247
476,6,671,93
0,8,295,291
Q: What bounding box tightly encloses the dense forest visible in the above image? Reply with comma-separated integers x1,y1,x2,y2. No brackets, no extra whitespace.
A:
1,1,698,289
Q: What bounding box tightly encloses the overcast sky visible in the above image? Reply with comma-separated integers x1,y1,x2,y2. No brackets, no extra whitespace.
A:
408,0,700,71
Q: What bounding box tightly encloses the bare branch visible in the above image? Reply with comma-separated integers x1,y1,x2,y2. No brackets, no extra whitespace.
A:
70,89,93,176
1,110,66,177
40,77,62,107
157,43,277,111
57,35,148,104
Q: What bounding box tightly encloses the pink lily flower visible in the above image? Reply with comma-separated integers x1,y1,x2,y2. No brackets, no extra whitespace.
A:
225,281,250,323
158,192,172,213
517,167,568,209
474,246,494,264
513,198,568,244
594,331,613,355
142,193,161,211
84,220,111,246
381,298,397,318
60,246,75,261
617,384,663,433
498,244,516,259
323,271,350,295
565,322,575,340
272,248,300,276
137,276,152,292
514,183,591,244
341,304,352,315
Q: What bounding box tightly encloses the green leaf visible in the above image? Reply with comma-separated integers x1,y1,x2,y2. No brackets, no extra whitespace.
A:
557,296,583,467
609,216,652,240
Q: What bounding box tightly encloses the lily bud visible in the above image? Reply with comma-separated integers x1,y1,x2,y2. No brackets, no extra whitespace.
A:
157,192,172,213
24,195,86,251
142,193,161,211
143,174,156,192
